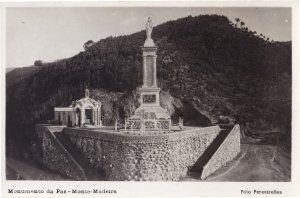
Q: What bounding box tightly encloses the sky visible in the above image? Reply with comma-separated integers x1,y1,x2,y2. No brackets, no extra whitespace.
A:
6,7,291,68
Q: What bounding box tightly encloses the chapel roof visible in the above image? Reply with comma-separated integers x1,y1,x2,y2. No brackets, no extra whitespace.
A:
69,87,101,108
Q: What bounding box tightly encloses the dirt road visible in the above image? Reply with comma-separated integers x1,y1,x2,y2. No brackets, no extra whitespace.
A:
6,157,69,180
183,143,291,181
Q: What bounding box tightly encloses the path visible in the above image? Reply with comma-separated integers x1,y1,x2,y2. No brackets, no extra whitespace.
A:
6,157,69,180
182,144,291,181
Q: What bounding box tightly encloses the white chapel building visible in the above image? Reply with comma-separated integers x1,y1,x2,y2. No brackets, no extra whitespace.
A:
54,88,102,127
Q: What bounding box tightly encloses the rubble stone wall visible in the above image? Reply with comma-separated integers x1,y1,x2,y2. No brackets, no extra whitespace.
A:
35,124,86,180
201,125,241,179
62,126,221,181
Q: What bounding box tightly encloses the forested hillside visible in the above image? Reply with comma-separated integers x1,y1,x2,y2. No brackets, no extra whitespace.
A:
6,15,291,155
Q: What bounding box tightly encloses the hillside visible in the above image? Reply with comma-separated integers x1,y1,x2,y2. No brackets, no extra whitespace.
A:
6,66,41,86
6,15,291,155
6,67,16,73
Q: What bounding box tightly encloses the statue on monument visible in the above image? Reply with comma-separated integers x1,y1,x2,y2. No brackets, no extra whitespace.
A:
145,17,153,39
144,16,154,47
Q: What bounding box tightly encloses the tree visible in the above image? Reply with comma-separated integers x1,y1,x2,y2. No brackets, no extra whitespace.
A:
240,21,245,28
34,60,42,66
235,18,240,27
83,40,94,51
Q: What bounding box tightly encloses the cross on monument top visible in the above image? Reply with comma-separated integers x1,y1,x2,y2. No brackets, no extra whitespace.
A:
85,86,90,98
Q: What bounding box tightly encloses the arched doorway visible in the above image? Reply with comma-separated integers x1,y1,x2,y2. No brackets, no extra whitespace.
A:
84,106,93,124
67,114,72,127
76,108,81,126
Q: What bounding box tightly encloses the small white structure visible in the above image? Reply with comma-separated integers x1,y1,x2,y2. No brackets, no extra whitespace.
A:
54,88,102,127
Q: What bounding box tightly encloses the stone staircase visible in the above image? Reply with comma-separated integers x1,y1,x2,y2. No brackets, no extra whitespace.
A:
53,132,105,181
191,125,233,177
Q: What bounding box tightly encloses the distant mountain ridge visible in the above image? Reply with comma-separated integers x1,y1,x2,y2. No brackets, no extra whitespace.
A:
6,66,41,86
6,15,291,151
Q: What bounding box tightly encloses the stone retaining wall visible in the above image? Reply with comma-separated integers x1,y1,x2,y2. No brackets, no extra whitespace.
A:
35,124,86,180
62,126,221,181
36,124,241,181
201,125,241,180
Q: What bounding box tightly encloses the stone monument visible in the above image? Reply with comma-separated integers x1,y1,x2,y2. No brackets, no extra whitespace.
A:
127,17,171,131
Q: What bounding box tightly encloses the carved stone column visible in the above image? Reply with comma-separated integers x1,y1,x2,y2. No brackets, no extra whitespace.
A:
153,55,157,87
60,112,63,124
99,107,102,126
96,109,98,125
143,55,147,87
92,110,95,124
75,112,78,126
73,111,76,127
81,108,85,127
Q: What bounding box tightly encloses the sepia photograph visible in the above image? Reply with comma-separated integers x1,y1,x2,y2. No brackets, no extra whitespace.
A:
1,1,299,197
